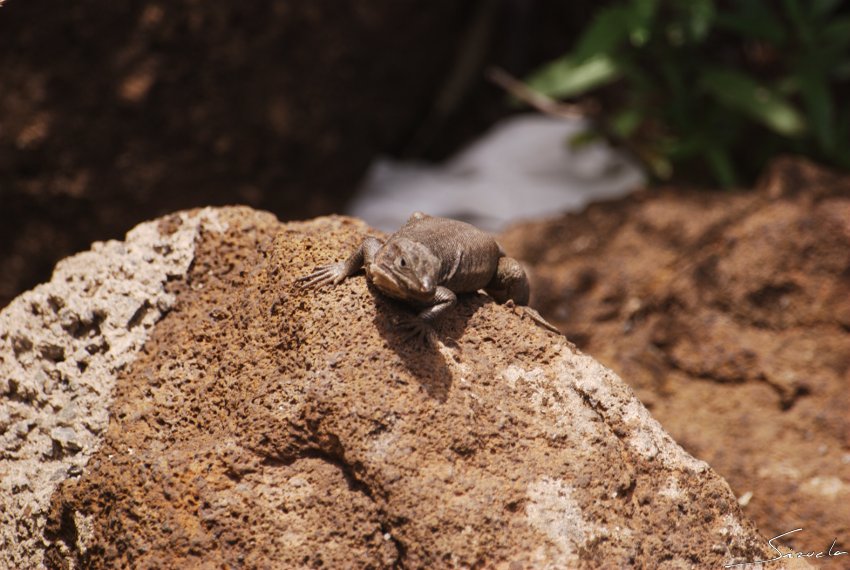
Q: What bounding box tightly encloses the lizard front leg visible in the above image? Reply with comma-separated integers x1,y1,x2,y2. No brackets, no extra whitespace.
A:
399,286,456,343
299,236,382,289
417,286,457,323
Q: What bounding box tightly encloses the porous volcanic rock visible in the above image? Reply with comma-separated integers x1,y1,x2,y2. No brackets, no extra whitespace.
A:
0,208,236,569
2,207,802,568
501,156,850,559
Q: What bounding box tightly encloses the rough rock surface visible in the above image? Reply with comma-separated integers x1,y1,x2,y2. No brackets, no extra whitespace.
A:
3,207,804,568
0,208,230,569
501,157,850,558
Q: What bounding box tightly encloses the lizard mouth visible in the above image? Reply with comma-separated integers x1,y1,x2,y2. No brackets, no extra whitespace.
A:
369,264,432,301
369,264,406,298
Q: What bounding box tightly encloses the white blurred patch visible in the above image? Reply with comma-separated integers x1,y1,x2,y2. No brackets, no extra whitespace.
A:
350,114,645,232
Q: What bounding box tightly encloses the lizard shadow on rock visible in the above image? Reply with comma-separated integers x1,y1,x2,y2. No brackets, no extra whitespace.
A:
369,286,484,403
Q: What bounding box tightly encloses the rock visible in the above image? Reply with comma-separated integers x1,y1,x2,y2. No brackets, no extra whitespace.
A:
501,156,850,558
0,208,236,570
0,208,793,568
4,204,812,568
48,427,83,456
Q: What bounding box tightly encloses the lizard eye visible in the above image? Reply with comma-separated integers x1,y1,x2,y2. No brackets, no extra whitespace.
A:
398,257,407,268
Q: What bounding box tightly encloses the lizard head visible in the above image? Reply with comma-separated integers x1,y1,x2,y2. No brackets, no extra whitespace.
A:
368,238,439,302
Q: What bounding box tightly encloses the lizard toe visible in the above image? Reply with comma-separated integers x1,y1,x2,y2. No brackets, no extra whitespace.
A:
397,317,433,347
298,263,344,289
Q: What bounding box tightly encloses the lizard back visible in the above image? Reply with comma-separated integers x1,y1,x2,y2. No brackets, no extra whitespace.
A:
391,215,502,293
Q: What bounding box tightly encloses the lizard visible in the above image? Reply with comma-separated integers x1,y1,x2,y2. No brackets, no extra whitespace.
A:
298,212,560,342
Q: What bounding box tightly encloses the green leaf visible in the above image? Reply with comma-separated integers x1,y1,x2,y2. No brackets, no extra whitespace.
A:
831,109,850,166
572,6,634,62
568,129,603,150
798,73,836,151
833,61,850,80
822,17,850,48
705,146,738,187
700,68,807,136
641,148,673,180
629,0,659,46
714,1,786,44
775,75,800,97
611,108,644,139
812,0,842,17
783,0,814,46
633,0,659,22
526,54,621,99
682,0,716,42
782,0,805,26
570,1,660,61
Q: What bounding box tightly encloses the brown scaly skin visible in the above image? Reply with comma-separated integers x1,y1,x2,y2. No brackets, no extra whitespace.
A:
299,212,559,342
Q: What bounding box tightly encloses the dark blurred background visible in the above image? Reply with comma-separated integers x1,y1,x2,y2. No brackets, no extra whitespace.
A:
4,0,850,308
0,0,601,308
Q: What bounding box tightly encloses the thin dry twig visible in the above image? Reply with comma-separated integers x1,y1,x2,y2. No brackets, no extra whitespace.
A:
486,66,598,119
488,66,656,179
